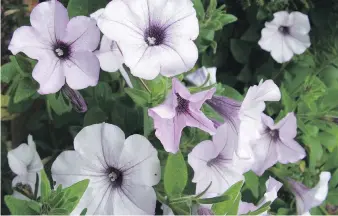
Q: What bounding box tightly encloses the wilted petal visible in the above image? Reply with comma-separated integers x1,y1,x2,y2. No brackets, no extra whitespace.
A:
12,173,39,200
61,85,87,113
65,51,100,89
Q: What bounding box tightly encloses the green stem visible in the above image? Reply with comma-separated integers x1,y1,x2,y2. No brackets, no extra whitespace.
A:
320,205,329,215
138,78,151,93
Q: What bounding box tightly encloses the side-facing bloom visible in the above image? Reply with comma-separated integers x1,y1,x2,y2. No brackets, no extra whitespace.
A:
149,78,216,153
7,135,43,199
288,172,331,215
188,123,244,194
237,79,281,158
51,123,161,215
9,0,100,94
258,11,311,63
251,113,306,176
239,177,283,215
96,0,199,80
185,67,217,87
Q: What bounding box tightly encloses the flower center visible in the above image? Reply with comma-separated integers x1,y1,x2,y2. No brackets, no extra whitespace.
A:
144,25,166,46
278,26,290,35
175,93,189,114
107,167,123,187
53,41,71,59
268,128,279,141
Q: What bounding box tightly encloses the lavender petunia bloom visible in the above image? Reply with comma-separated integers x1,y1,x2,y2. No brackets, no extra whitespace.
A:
237,79,281,158
185,67,217,87
8,0,100,94
149,78,216,153
188,123,245,194
95,0,199,80
251,112,306,176
239,177,283,215
288,172,331,215
61,84,87,113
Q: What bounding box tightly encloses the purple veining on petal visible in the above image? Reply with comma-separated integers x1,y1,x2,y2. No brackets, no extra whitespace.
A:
287,178,310,195
211,119,222,128
52,40,72,60
62,85,87,113
175,93,190,115
197,207,214,215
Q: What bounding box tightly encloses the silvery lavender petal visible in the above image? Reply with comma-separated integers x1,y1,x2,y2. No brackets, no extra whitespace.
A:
197,207,214,215
206,96,241,133
62,85,87,113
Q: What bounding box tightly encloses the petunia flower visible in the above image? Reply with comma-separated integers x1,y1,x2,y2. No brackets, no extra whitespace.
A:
258,11,311,63
251,113,306,176
188,123,244,194
185,67,217,87
51,123,161,215
237,79,281,158
238,177,283,215
61,84,87,113
148,78,216,153
7,135,43,200
95,0,199,80
90,9,133,88
8,0,100,94
288,172,331,215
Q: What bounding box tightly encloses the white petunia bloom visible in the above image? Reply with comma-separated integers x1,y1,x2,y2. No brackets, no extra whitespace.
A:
7,135,43,199
91,9,133,88
188,123,245,194
258,11,311,63
288,172,331,215
237,79,281,158
239,177,283,215
95,0,199,80
51,123,161,215
185,67,217,87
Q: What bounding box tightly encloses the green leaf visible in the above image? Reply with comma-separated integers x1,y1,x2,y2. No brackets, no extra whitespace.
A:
324,147,338,170
40,170,52,201
49,208,69,215
198,194,230,204
216,83,243,100
320,65,338,88
143,107,153,137
247,201,271,215
27,200,41,213
230,39,254,64
62,179,90,213
1,62,17,83
302,135,322,170
164,151,188,197
9,55,33,75
206,0,217,17
67,0,107,18
47,93,72,116
80,208,88,215
192,0,205,20
83,106,107,126
244,171,259,199
4,195,40,215
329,169,338,189
327,188,338,205
14,78,37,103
125,88,150,107
212,180,244,215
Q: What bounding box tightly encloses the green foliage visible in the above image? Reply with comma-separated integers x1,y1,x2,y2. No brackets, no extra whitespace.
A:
67,0,107,18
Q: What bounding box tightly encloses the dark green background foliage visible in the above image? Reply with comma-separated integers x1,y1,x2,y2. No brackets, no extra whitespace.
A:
1,0,338,215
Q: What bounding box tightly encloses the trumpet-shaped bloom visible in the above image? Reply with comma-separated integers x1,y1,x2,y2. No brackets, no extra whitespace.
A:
7,135,43,199
96,0,199,80
237,79,281,158
51,123,161,215
61,84,87,113
9,0,100,94
258,11,311,63
288,172,331,215
185,67,217,87
149,78,216,153
251,113,306,176
239,177,283,215
188,123,244,194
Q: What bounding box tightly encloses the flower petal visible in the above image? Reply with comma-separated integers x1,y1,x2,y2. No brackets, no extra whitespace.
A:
289,12,311,34
212,123,236,159
271,35,294,63
12,173,40,200
159,39,198,77
270,11,290,26
185,109,216,135
238,202,257,215
8,144,34,175
261,177,283,204
285,35,309,55
73,123,126,169
172,78,191,100
95,36,124,72
65,51,100,89
8,26,51,60
118,134,161,186
277,139,306,164
275,112,297,139
63,16,100,52
306,172,331,208
189,87,216,110
30,0,69,42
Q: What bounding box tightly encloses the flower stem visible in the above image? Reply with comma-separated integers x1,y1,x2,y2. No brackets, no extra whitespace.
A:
138,78,151,93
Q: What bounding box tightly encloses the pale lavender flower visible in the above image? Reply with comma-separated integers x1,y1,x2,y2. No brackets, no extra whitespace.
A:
188,123,245,194
95,0,199,80
149,78,216,153
288,172,331,215
185,67,217,87
9,0,100,94
197,207,214,215
239,177,283,215
51,123,161,215
61,85,87,113
251,112,306,176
